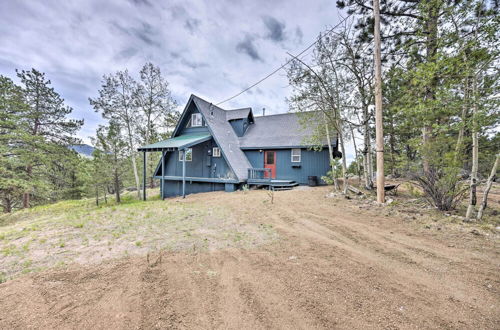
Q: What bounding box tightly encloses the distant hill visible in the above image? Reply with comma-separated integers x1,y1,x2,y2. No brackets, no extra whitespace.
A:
69,144,96,158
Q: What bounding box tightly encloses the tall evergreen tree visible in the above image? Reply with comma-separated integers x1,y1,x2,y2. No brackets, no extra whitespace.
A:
0,76,29,212
16,69,83,208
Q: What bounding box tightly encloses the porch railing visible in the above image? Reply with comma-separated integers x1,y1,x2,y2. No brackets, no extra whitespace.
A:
248,168,271,182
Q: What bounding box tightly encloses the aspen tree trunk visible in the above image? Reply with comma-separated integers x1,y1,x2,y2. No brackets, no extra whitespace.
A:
465,79,479,220
114,170,121,203
125,120,141,199
363,105,373,189
477,154,499,221
350,124,361,183
337,124,349,195
324,114,339,191
455,79,469,158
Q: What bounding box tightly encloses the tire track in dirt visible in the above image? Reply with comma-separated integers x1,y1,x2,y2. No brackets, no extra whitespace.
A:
0,187,498,329
265,204,499,325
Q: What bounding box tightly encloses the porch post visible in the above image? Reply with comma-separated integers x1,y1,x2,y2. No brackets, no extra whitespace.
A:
161,149,165,199
142,151,146,201
182,148,186,198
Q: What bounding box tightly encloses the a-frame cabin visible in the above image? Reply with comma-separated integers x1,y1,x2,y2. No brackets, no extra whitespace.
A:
138,95,339,199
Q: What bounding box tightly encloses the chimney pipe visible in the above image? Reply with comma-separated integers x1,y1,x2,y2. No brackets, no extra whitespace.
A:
262,108,266,116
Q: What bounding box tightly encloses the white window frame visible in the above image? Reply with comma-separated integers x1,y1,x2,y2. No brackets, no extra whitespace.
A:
212,147,221,157
179,148,192,162
191,113,203,127
291,148,301,163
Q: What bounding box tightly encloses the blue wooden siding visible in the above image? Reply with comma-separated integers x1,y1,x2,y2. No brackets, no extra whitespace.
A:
154,139,235,179
163,181,226,198
177,102,209,135
228,118,249,137
244,148,330,184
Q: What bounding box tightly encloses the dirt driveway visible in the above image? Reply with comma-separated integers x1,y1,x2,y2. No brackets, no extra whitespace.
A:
0,187,498,329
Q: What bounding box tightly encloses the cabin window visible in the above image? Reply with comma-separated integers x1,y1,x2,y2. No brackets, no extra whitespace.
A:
213,147,221,157
179,148,192,162
191,113,203,127
291,148,301,162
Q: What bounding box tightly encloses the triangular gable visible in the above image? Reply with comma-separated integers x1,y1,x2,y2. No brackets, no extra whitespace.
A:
170,95,251,181
171,94,205,138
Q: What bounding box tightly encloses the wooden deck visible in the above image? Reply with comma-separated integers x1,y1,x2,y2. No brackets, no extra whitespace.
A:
247,168,299,189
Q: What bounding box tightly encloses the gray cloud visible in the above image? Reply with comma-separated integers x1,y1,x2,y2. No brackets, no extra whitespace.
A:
116,47,139,60
110,21,160,47
180,58,208,69
184,18,200,34
295,27,304,44
0,0,343,146
262,16,286,42
236,35,262,62
129,0,152,7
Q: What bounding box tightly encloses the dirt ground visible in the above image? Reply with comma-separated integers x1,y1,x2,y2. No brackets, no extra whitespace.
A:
0,185,499,329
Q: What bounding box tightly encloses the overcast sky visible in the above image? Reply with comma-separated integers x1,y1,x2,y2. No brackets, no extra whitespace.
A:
0,0,354,161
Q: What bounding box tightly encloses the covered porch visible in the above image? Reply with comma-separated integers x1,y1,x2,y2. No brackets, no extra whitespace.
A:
138,133,215,199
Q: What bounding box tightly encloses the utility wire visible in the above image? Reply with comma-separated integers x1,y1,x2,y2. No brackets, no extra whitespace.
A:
216,13,354,106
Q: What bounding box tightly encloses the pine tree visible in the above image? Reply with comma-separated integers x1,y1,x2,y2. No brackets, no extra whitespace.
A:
0,76,29,212
16,69,83,208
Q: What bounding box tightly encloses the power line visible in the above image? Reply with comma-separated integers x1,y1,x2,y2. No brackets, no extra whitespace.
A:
216,13,354,106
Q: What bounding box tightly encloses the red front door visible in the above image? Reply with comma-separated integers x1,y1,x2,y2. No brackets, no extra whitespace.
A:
264,151,276,179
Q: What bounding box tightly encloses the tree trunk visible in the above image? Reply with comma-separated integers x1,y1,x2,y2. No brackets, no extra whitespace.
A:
374,0,385,203
422,4,440,177
127,147,140,198
95,185,99,206
362,104,373,189
350,124,361,183
455,78,469,160
477,154,499,221
3,197,12,213
465,78,479,220
388,110,396,176
22,164,32,208
114,170,121,203
338,128,349,195
324,115,339,191
125,119,141,199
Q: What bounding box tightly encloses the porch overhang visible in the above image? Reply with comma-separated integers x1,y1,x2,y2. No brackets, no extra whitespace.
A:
137,133,212,152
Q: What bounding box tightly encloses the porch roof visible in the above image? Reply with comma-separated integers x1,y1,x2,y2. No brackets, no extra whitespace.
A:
137,133,212,152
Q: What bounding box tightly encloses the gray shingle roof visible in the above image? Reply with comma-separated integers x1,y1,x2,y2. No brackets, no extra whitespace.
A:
163,95,335,181
239,112,332,148
191,96,252,181
225,108,252,121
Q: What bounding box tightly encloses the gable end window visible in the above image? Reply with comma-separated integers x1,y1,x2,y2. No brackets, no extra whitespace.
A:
191,113,203,127
213,147,221,157
291,148,301,162
179,148,192,162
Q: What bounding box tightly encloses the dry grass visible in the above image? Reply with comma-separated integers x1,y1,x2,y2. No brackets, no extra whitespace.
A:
0,190,277,282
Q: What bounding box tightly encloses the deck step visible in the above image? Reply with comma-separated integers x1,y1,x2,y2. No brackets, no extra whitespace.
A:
247,179,299,188
271,181,299,188
272,186,296,191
